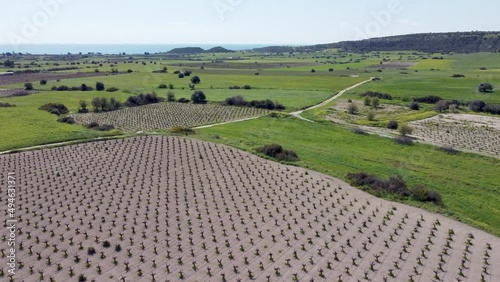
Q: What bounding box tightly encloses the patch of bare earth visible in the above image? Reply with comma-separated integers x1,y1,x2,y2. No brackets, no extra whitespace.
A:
71,103,268,131
326,99,407,124
1,136,498,282
369,62,417,69
0,72,111,86
410,114,500,158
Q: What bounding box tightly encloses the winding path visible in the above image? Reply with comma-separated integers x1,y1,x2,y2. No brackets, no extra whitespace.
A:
290,78,374,122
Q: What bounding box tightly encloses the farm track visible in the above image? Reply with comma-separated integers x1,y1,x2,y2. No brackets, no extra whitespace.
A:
290,78,374,122
0,136,498,282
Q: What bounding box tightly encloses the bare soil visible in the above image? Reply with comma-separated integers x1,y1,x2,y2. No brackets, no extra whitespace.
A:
1,136,498,282
369,62,417,69
0,72,110,86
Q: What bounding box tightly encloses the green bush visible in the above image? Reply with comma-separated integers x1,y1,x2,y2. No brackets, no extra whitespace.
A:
256,144,299,162
39,103,69,116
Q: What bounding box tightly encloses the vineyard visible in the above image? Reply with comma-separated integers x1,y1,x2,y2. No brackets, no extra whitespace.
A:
71,103,269,131
0,72,109,86
411,114,500,158
0,136,498,281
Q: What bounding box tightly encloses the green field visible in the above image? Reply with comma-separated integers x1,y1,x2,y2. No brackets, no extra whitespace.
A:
194,116,500,236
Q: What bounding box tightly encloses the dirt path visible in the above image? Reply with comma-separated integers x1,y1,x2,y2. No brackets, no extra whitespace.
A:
290,78,374,122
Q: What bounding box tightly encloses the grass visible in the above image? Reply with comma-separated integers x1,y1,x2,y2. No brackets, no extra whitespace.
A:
194,116,500,236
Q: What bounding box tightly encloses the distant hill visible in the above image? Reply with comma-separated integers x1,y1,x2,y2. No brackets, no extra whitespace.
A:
167,47,205,54
253,32,500,54
206,46,234,53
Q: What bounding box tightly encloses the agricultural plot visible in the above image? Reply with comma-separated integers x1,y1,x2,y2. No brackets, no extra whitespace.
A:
71,103,268,131
410,114,500,158
0,72,108,87
0,89,41,98
0,136,498,282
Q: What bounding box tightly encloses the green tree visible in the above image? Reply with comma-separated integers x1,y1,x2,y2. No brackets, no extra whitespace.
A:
191,91,207,104
91,97,101,112
167,91,176,102
96,82,105,91
191,76,201,84
24,82,33,90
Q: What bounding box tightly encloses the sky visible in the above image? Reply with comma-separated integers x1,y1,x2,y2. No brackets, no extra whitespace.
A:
0,0,499,45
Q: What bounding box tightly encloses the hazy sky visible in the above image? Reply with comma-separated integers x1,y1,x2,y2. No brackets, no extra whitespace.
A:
1,0,499,45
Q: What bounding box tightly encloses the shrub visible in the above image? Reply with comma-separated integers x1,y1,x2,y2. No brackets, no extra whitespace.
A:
0,103,15,107
478,82,494,93
483,104,500,115
125,93,163,107
243,85,252,90
159,84,167,89
86,123,115,131
398,124,413,136
371,97,380,108
39,103,69,116
224,95,246,106
178,73,185,78
469,100,486,112
171,126,195,135
11,90,30,97
229,85,241,89
451,74,465,78
87,247,96,256
410,102,420,111
439,146,460,155
410,186,443,205
96,82,105,91
103,241,111,248
435,100,451,112
183,70,192,76
352,128,368,135
57,116,75,124
394,136,413,145
360,91,392,100
40,79,47,85
167,91,176,102
363,96,371,106
115,244,122,252
106,87,119,92
328,68,334,72
413,96,442,104
256,144,299,162
24,82,33,90
191,76,201,84
347,103,358,115
191,91,207,104
177,98,190,103
386,120,398,129
366,110,376,121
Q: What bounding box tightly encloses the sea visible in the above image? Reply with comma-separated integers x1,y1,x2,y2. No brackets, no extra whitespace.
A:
0,44,276,55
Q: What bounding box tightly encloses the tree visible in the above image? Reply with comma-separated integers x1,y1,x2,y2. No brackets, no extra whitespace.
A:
191,76,201,84
409,102,420,110
398,124,414,136
387,120,398,130
478,82,493,93
24,83,33,90
100,97,109,112
435,100,451,112
40,79,47,85
347,103,358,115
191,91,207,104
81,84,89,91
167,91,176,102
96,82,105,91
91,97,101,112
79,100,88,113
3,60,15,68
469,100,486,112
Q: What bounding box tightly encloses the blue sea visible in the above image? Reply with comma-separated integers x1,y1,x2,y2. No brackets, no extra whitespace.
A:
0,44,275,55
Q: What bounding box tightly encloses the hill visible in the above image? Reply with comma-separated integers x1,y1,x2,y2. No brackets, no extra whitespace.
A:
254,31,500,53
206,46,234,53
166,47,205,54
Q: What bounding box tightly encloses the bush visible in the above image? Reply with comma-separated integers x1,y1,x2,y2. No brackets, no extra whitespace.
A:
177,98,190,103
409,102,420,110
413,95,442,104
106,87,119,92
371,97,380,108
103,241,111,248
191,91,207,104
224,95,246,106
125,93,163,107
86,123,115,131
398,124,414,136
11,90,30,97
469,100,486,112
178,73,184,78
40,79,47,85
159,84,167,89
360,91,392,100
115,244,122,252
57,116,75,124
243,85,252,90
24,82,33,90
352,127,368,135
394,136,414,145
387,120,398,129
363,96,371,106
478,82,494,93
347,103,358,115
167,91,176,102
171,126,195,135
439,146,460,155
39,103,69,116
435,100,451,112
87,247,96,256
191,76,201,84
451,74,465,78
366,110,376,121
483,104,500,115
96,82,105,91
347,172,442,205
229,85,241,89
256,144,299,162
0,103,15,107
328,68,334,72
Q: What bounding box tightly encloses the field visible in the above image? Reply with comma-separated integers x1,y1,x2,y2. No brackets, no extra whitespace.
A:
1,136,498,282
71,103,269,132
410,114,500,157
